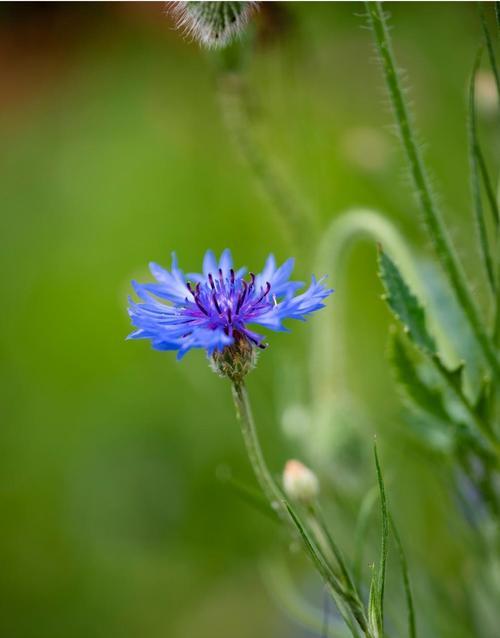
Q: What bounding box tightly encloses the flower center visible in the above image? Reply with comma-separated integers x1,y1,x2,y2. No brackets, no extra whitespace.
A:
186,269,272,328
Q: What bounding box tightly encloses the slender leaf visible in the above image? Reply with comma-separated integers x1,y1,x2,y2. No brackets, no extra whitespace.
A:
390,516,417,638
315,507,357,594
285,501,343,596
368,563,382,638
479,2,500,96
353,488,378,586
378,249,436,355
468,48,496,293
374,444,389,630
285,502,363,638
476,144,500,229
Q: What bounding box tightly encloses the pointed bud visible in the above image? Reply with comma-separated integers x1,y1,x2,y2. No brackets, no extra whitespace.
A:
283,459,319,505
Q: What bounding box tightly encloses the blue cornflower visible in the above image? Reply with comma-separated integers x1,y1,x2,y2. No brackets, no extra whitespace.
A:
127,249,332,362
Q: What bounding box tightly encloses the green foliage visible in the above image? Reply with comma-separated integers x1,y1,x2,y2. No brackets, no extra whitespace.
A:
378,250,436,355
389,331,449,427
390,516,417,638
468,48,496,294
373,445,389,631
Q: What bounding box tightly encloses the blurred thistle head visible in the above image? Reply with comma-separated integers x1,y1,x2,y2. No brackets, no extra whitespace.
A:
169,1,259,49
283,459,319,505
127,249,333,380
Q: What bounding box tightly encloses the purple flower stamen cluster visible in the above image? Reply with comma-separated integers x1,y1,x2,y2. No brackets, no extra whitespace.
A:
128,249,333,359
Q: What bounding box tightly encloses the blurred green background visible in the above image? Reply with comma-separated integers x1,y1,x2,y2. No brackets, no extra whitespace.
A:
0,3,498,637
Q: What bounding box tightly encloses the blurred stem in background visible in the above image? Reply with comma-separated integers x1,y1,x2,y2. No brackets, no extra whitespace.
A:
365,1,500,380
216,39,320,259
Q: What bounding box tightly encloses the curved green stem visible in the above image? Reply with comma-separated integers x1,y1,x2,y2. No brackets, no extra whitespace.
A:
365,1,500,379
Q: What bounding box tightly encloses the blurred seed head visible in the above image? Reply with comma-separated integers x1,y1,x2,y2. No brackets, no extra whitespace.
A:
283,459,319,505
169,1,259,49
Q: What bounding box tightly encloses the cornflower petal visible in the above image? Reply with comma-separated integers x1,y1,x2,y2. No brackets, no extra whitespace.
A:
127,250,333,358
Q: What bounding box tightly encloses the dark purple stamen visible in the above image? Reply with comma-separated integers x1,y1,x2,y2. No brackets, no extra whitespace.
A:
254,282,271,306
212,292,222,314
193,282,209,315
186,282,194,296
227,308,232,324
194,296,208,316
230,268,235,285
208,273,216,290
236,280,248,314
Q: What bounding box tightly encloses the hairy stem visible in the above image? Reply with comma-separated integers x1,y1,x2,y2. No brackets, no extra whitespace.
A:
231,381,285,516
365,1,500,379
231,381,373,637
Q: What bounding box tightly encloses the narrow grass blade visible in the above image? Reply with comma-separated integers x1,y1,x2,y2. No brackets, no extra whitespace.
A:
353,487,378,588
476,146,500,229
285,501,343,596
468,48,496,294
367,563,382,638
479,3,500,96
374,443,389,628
390,516,417,638
285,502,367,637
315,507,358,593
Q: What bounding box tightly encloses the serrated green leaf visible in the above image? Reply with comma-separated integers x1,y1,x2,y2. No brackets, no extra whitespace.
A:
415,259,484,398
438,360,465,394
378,250,436,355
390,331,450,424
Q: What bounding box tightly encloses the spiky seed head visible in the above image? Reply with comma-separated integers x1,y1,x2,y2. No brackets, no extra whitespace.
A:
169,1,259,49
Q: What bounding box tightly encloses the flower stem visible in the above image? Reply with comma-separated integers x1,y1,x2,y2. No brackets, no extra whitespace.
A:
365,1,500,379
231,381,284,517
